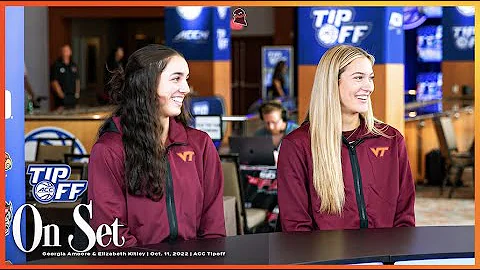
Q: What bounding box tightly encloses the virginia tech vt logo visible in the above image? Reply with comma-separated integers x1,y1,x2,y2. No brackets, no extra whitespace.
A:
177,151,195,162
370,147,389,157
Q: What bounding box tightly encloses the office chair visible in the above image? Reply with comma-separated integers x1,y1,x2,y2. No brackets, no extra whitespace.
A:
220,153,268,234
433,116,474,198
35,137,75,163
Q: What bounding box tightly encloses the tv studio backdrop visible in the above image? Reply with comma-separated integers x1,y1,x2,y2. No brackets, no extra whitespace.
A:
6,6,476,265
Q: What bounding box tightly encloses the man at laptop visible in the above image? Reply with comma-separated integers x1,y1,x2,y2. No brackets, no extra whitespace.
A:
255,101,299,149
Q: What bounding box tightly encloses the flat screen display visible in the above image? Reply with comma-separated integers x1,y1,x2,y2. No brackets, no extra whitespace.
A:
416,72,443,101
417,25,443,62
194,115,222,141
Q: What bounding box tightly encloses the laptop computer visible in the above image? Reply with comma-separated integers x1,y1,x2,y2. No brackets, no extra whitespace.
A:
228,136,276,166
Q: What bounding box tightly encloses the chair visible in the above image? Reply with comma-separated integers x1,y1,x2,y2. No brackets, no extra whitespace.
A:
433,116,474,198
65,154,90,180
35,138,75,163
220,153,268,234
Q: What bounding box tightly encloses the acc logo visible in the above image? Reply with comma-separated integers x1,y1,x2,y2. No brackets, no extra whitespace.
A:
311,8,372,47
173,30,210,43
5,90,12,119
5,152,12,171
452,26,474,50
24,127,87,162
27,164,87,204
176,7,203,21
5,201,13,236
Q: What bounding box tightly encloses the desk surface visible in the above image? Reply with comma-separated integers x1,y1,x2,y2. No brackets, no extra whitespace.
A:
28,226,473,265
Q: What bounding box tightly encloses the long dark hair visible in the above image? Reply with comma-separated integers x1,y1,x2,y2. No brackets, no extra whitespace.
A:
272,60,286,81
103,44,191,201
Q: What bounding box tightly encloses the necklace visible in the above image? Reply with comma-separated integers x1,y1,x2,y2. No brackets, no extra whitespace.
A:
345,125,359,141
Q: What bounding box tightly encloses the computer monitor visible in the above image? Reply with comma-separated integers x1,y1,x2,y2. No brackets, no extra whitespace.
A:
229,137,276,166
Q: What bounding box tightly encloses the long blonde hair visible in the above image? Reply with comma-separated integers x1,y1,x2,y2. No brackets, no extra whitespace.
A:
308,45,389,215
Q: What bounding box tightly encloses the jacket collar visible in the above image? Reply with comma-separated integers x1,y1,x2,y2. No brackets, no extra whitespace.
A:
111,116,188,148
165,117,188,147
343,115,383,143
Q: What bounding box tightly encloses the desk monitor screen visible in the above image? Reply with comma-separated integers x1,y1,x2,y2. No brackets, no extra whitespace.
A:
194,115,222,141
229,137,276,166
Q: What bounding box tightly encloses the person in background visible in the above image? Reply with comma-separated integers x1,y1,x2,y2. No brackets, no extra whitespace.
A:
277,45,415,232
24,63,40,112
255,100,299,149
88,44,226,250
268,60,287,99
50,44,80,112
101,46,125,105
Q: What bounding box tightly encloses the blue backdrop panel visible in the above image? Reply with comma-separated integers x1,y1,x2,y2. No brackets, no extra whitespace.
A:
165,7,230,61
5,6,26,264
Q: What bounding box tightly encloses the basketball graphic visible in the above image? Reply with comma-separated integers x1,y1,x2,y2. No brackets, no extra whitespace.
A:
33,181,56,203
24,127,87,162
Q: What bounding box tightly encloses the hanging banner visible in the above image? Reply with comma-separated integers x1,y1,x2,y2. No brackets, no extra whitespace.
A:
261,46,294,99
443,6,475,61
5,6,26,264
297,7,404,65
165,6,231,61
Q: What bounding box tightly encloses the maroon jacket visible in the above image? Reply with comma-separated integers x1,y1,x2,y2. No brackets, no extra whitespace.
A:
277,119,415,232
88,116,225,250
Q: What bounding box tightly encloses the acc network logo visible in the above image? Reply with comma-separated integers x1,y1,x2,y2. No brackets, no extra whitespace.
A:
174,30,210,43
27,164,87,204
311,8,372,47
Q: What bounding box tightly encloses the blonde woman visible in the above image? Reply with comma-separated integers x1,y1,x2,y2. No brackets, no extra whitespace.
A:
277,45,415,231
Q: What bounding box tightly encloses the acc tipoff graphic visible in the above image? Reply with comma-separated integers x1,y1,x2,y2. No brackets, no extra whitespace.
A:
311,8,372,47
27,164,87,204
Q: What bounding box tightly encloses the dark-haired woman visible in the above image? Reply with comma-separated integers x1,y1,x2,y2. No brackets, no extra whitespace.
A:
268,60,287,99
88,44,226,250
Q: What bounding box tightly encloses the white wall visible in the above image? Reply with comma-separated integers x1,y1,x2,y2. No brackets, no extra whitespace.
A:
231,7,274,37
24,7,49,111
